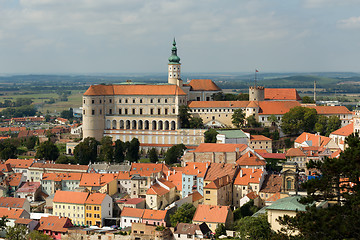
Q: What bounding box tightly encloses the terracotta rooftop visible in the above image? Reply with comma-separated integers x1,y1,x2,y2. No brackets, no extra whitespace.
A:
146,183,169,196
0,127,26,132
80,173,117,187
204,162,237,181
236,151,266,166
121,207,144,218
250,135,271,141
6,173,23,187
233,168,263,185
158,178,176,189
16,182,40,193
5,159,34,169
204,175,231,189
0,163,12,172
38,216,73,233
116,171,131,180
330,123,353,136
258,101,301,115
53,190,89,204
246,191,259,200
166,170,183,191
193,205,230,223
295,132,332,147
30,162,88,171
42,172,83,182
193,143,248,153
264,88,302,101
308,106,351,115
331,149,342,159
187,79,221,91
258,152,286,160
0,197,26,208
260,174,282,193
286,148,306,157
183,162,209,178
189,191,203,202
85,193,107,205
0,207,26,219
119,198,145,205
188,101,250,108
130,163,170,177
84,84,186,96
142,209,167,220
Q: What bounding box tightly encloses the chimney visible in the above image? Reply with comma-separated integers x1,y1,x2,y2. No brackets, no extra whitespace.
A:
240,170,243,178
306,134,308,141
248,152,251,157
236,147,239,152
206,163,208,168
250,175,252,179
173,170,175,174
193,164,196,169
252,168,254,173
198,169,199,174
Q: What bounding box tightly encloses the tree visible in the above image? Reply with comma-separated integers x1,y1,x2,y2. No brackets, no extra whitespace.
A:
232,109,246,128
204,128,218,143
246,115,261,128
276,133,360,239
0,141,17,160
281,106,317,135
60,108,73,120
314,115,328,136
326,116,341,136
234,215,272,240
74,137,99,165
269,115,279,127
27,231,52,240
164,144,186,165
35,141,59,161
148,148,158,163
170,203,196,227
25,136,38,150
99,136,114,162
302,96,315,103
114,140,125,163
126,138,140,162
56,155,75,164
214,224,227,238
189,117,204,129
6,225,28,240
0,216,8,231
179,105,191,128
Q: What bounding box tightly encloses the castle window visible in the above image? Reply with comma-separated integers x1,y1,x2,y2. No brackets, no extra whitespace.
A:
119,109,122,114
125,99,128,103
119,99,121,103
100,109,102,115
125,109,128,114
133,99,135,103
158,109,161,115
206,97,210,101
150,99,153,103
197,97,200,101
104,99,106,103
100,99,102,104
165,99,167,103
140,99,143,103
109,99,112,103
165,109,168,114
140,109,143,115
150,109,154,115
83,99,85,104
212,116,215,120
92,100,94,104
92,110,95,115
173,108,175,114
132,109,136,114
109,109,112,115
158,99,161,103
83,110,85,115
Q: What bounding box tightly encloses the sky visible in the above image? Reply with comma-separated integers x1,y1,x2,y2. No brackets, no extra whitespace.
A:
0,0,360,74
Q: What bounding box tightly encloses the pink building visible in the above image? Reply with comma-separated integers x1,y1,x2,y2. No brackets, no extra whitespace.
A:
38,216,73,239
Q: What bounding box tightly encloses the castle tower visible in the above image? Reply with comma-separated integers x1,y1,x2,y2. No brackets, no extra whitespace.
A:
82,92,106,141
168,38,182,86
249,86,265,101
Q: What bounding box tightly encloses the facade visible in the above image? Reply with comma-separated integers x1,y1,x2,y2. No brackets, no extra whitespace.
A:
145,178,176,210
192,204,233,232
85,193,113,227
203,175,233,206
294,132,339,150
38,216,73,240
120,207,144,229
249,135,272,153
182,162,209,197
79,173,118,196
5,159,34,180
41,173,82,196
285,148,307,170
15,182,42,202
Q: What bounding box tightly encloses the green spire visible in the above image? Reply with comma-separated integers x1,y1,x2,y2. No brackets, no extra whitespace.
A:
168,38,180,64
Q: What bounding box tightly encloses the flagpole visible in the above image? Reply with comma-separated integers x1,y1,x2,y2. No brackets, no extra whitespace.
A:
255,69,257,87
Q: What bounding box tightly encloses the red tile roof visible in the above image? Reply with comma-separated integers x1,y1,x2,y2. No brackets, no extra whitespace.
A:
257,152,286,160
38,216,73,233
258,101,301,115
330,123,353,136
158,178,176,189
0,163,12,172
42,172,83,181
204,175,231,189
5,159,34,169
236,151,266,166
85,193,107,205
121,207,144,218
53,190,89,204
189,191,203,202
286,148,306,157
142,209,167,220
146,183,169,196
250,135,271,141
260,174,282,193
183,162,209,178
308,106,351,115
204,163,237,181
0,197,26,208
30,162,88,171
246,191,259,200
6,173,23,187
234,168,263,185
264,88,302,101
80,173,117,187
130,163,170,177
116,171,131,180
166,170,183,191
0,207,27,219
187,79,221,91
16,182,40,193
120,198,145,205
266,192,281,202
188,101,250,108
84,84,186,96
193,205,230,223
0,127,26,132
193,143,247,153
331,149,342,159
295,132,332,147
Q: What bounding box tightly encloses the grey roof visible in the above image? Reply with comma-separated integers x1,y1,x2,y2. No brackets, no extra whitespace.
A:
89,163,131,173
217,130,248,139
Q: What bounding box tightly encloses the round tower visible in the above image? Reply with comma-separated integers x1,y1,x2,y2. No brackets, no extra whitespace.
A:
168,38,181,85
249,86,265,101
82,94,105,141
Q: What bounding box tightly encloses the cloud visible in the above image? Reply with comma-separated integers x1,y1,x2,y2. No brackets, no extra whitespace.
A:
337,16,360,29
303,0,359,8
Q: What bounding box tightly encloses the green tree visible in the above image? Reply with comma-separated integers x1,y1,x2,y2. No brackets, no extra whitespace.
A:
56,155,75,164
164,144,186,165
126,138,140,162
0,216,8,231
314,115,328,136
281,106,317,135
179,105,191,128
170,203,196,227
148,148,158,163
6,224,28,240
212,92,225,101
276,133,360,239
189,117,204,129
214,224,227,238
0,141,17,160
234,215,272,240
114,140,125,163
35,141,59,161
246,115,261,128
74,137,99,165
326,116,341,136
232,109,246,128
99,136,114,162
25,136,38,150
60,108,73,120
204,128,218,143
302,96,315,103
27,230,52,240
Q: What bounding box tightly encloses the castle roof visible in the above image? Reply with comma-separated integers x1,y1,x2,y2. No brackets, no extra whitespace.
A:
264,88,302,101
187,79,221,91
84,84,186,96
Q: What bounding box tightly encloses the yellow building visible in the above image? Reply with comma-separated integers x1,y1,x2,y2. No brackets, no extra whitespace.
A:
53,190,89,225
85,193,113,227
203,175,232,206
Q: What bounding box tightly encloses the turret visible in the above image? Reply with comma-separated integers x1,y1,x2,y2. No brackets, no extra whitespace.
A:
168,38,182,86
